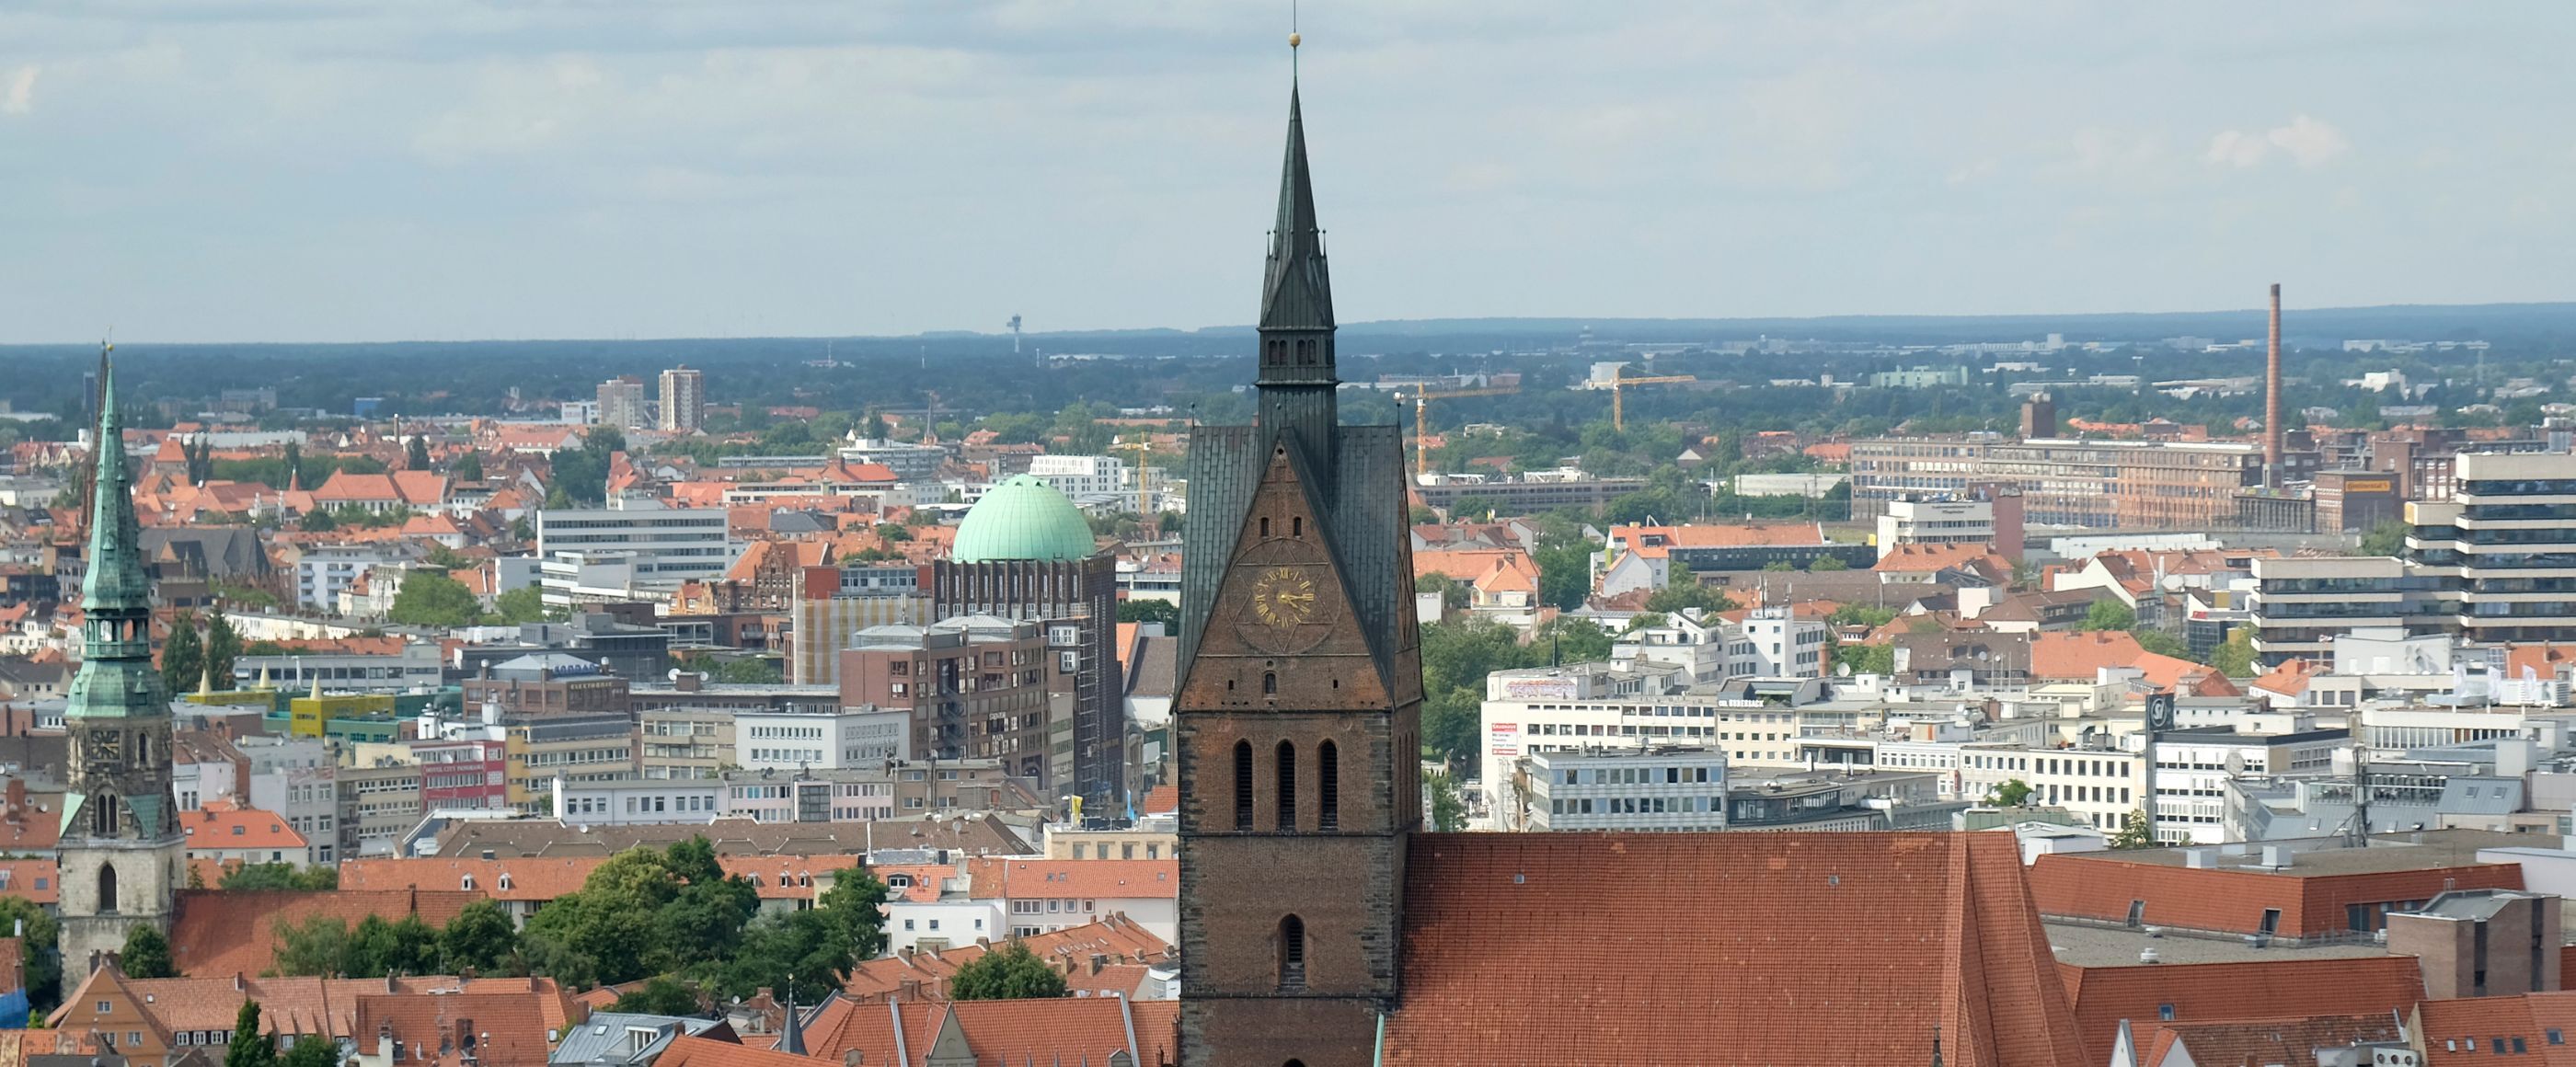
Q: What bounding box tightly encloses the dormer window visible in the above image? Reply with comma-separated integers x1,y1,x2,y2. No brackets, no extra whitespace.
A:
460,874,476,890
497,873,512,891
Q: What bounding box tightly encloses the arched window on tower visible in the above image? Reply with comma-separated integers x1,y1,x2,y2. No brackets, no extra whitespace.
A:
98,863,119,915
1262,671,1277,695
1275,740,1297,831
1233,740,1254,830
1317,740,1339,832
90,793,119,837
1278,915,1306,990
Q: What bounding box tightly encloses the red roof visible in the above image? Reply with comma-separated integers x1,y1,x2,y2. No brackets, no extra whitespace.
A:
0,858,56,904
806,997,1174,1067
2416,990,2576,1065
2132,1014,2403,1067
2060,958,2426,1066
180,805,308,851
2030,630,2148,681
960,858,1177,901
1378,832,2087,1066
168,889,486,978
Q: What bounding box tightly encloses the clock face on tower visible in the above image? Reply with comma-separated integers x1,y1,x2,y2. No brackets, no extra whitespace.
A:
1236,556,1340,657
1251,567,1317,626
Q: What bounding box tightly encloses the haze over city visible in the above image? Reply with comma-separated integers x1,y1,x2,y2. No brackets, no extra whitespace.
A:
4,1,2571,343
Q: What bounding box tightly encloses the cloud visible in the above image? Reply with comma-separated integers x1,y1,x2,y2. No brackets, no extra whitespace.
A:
2,66,36,115
2205,114,2350,168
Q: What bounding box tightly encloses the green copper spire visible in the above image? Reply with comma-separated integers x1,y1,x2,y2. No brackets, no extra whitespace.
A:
64,357,166,725
81,359,152,614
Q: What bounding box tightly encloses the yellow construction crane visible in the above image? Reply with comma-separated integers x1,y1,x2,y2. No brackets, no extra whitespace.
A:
1600,371,1695,431
1398,384,1519,477
1109,436,1157,515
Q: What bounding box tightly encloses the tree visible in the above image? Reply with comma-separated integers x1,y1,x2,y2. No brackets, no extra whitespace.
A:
1989,778,2035,807
1810,553,1850,572
281,1038,339,1067
121,924,175,979
225,1002,276,1067
1643,565,1738,615
2360,518,2408,556
1426,770,1467,832
270,916,352,977
707,658,782,684
1116,599,1180,629
1834,641,1896,676
297,509,337,533
407,436,432,472
205,613,242,692
1412,573,1470,613
717,872,888,999
2133,627,2192,660
2080,600,2137,633
222,863,339,891
492,586,546,625
161,614,205,694
438,900,521,975
2109,809,2155,850
0,897,57,1011
387,569,485,627
611,976,704,1015
2208,625,2259,678
949,943,1069,1001
452,451,485,483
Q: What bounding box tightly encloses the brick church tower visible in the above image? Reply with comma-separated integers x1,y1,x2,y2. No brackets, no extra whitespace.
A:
54,356,186,995
1173,60,1426,1065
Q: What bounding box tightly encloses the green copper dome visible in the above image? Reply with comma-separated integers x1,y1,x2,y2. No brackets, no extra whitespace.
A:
952,475,1098,563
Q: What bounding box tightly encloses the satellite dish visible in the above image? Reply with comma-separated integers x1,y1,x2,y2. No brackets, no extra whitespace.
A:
2224,751,2247,775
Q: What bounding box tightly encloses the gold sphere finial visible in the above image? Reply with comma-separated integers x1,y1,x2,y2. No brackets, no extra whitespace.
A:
1288,31,1301,49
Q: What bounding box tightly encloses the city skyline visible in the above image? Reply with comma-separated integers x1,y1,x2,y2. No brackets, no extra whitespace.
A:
2,3,2570,344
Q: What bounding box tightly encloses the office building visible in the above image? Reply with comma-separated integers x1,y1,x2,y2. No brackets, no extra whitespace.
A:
1851,436,2260,530
535,502,734,601
838,615,1055,783
1523,748,1729,832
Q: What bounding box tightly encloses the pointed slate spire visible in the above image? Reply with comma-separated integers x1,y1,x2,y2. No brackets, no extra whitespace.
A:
1253,62,1341,473
778,981,806,1056
1259,86,1334,335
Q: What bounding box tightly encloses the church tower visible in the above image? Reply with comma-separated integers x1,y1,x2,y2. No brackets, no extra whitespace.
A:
1174,51,1426,1066
55,358,185,994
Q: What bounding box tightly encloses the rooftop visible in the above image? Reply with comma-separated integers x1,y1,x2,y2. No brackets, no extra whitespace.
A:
950,475,1097,564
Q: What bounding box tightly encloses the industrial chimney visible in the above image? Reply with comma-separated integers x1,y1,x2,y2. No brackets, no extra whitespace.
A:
2265,283,2283,488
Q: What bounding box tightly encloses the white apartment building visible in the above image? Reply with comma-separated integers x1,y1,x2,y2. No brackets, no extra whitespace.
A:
296,545,408,611
1026,454,1131,503
1955,745,2145,836
658,366,705,432
1523,748,1729,832
552,777,725,826
1876,497,1996,559
1479,663,1796,816
734,706,911,771
535,501,734,600
1610,607,1831,683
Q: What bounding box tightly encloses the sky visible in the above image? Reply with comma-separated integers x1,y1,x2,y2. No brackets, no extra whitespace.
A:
1,1,2570,344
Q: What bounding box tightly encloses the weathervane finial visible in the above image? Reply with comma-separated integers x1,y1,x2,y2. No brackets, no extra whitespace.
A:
1289,0,1301,74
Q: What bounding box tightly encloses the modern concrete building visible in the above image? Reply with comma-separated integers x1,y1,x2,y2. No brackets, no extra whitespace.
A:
1851,436,2260,530
788,563,926,686
2248,556,2422,665
535,501,734,601
733,706,910,771
840,615,1055,782
1524,747,1729,832
1026,453,1131,503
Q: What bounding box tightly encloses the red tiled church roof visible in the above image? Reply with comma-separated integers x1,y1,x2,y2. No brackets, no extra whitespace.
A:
1376,832,2089,1066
